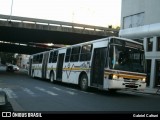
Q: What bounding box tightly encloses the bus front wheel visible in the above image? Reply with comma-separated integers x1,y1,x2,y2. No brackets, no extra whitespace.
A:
80,74,88,91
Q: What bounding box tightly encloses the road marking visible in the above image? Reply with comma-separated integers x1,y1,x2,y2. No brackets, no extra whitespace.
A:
3,88,18,98
51,87,76,95
35,87,58,96
66,91,75,95
52,87,61,91
22,88,37,97
66,88,78,91
80,91,94,95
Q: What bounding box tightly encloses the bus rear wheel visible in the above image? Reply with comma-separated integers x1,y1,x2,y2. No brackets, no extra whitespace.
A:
108,89,118,93
80,74,88,91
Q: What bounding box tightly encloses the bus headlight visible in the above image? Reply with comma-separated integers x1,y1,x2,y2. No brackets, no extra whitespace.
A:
113,75,118,80
142,78,146,82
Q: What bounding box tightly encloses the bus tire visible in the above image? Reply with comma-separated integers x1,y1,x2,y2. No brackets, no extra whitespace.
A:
50,72,54,83
108,89,117,93
80,74,88,91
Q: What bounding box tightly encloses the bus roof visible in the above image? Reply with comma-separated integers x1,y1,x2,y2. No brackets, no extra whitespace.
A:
30,37,143,56
48,36,143,52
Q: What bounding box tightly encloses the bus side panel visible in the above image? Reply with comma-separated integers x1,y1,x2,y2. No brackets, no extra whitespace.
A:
62,62,81,84
33,64,42,78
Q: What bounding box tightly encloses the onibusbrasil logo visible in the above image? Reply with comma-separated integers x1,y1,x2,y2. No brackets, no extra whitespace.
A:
2,112,42,117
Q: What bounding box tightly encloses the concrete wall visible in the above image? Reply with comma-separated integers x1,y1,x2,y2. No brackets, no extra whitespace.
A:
121,0,160,28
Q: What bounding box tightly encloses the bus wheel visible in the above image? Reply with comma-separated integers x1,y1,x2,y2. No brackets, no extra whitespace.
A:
50,72,54,83
108,89,117,93
80,74,88,91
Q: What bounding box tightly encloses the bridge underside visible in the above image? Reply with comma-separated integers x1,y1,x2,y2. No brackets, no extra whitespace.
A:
0,26,105,54
0,26,104,44
0,42,51,54
0,14,119,54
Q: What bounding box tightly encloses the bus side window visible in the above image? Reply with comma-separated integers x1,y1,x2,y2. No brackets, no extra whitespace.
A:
109,46,113,68
49,52,53,63
70,46,81,62
36,55,39,64
52,51,58,63
80,44,92,61
65,48,71,62
39,54,43,63
33,55,36,64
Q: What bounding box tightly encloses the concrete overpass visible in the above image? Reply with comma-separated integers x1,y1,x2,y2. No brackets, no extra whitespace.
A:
0,14,119,54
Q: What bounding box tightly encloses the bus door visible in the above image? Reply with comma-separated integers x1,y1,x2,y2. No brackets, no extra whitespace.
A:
42,52,49,79
29,58,33,76
56,53,65,81
91,48,107,88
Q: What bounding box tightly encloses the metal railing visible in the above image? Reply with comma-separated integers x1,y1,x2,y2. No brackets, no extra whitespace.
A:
0,14,118,33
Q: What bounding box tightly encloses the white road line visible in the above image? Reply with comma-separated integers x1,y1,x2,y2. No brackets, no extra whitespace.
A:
65,87,94,95
3,88,18,98
80,91,94,95
51,87,76,95
66,91,75,95
35,87,58,96
22,88,36,97
66,88,78,91
52,87,61,91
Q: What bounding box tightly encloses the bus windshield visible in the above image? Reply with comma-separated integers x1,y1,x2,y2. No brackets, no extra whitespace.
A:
109,44,145,73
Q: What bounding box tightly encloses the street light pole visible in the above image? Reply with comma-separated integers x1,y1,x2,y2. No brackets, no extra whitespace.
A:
9,0,14,21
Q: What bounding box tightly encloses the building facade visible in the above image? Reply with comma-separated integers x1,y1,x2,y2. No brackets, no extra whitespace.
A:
16,54,30,69
119,0,160,88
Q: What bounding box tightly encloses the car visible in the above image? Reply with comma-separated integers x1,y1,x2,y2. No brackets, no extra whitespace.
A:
6,65,19,72
12,65,19,71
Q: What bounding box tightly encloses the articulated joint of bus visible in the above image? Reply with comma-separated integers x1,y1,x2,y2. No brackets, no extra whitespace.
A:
105,70,146,90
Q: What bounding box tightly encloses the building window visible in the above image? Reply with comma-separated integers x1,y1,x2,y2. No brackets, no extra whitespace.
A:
157,37,160,51
123,12,144,29
147,38,153,52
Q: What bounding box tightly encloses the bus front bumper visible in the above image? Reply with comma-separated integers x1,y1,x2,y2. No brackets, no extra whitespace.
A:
107,80,146,90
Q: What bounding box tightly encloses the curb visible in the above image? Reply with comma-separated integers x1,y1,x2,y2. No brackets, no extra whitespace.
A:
119,89,160,95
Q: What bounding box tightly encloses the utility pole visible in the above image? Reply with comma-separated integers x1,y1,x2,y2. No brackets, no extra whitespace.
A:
9,0,14,21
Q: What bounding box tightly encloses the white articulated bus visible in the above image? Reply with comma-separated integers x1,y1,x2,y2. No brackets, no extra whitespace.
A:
28,37,146,91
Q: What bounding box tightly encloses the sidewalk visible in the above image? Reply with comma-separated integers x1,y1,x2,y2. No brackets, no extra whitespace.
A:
120,87,160,95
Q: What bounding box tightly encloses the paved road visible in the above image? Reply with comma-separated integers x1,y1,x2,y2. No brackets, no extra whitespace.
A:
0,66,160,112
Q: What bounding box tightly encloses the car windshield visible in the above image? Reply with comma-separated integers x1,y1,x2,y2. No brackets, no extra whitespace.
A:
109,45,145,73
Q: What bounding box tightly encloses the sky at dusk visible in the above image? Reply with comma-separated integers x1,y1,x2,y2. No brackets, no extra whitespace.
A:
0,0,121,27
